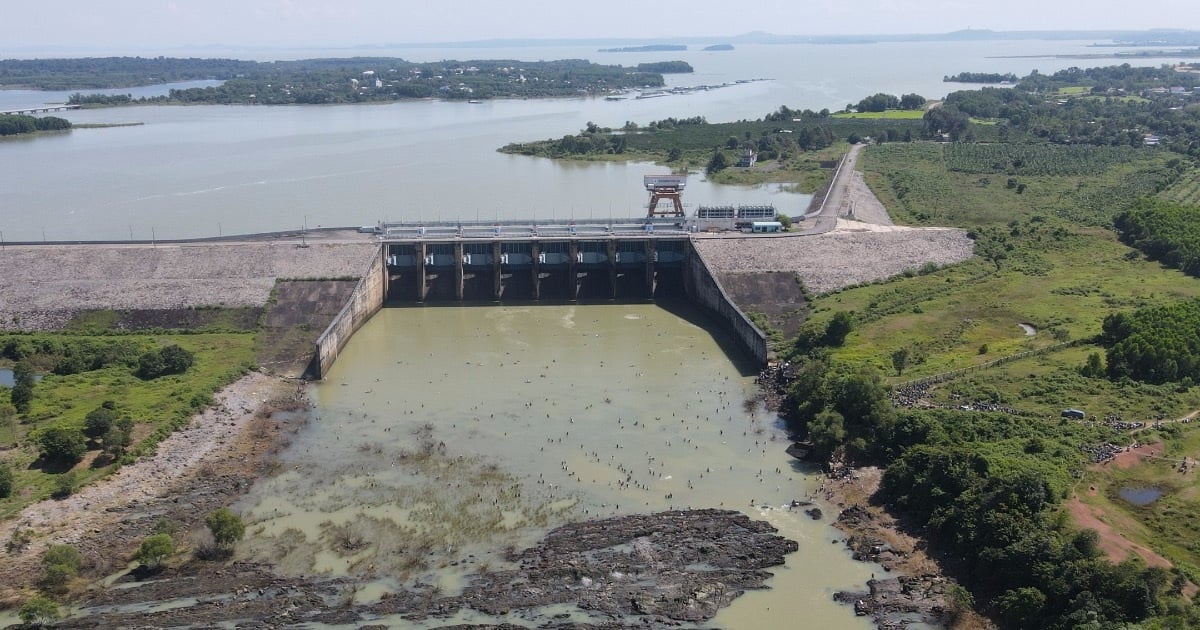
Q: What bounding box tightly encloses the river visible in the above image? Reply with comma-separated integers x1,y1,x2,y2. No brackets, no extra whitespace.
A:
235,304,876,628
0,39,1184,242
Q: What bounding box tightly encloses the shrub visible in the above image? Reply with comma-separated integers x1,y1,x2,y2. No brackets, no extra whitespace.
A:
52,472,78,499
40,544,82,592
0,461,12,498
18,595,60,626
136,534,174,570
205,507,245,550
137,344,194,379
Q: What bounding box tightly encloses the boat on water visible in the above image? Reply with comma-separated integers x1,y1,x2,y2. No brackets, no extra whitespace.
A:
636,91,668,99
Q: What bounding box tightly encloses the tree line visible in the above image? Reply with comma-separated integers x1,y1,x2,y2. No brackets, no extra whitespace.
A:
1101,298,1200,384
1114,198,1200,277
0,114,70,136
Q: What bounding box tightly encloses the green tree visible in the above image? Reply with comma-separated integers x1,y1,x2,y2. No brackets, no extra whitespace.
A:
11,359,35,414
824,311,854,346
899,93,927,110
103,417,134,459
0,461,13,498
666,146,682,162
206,507,246,549
136,533,174,570
705,149,729,175
138,344,194,379
36,426,87,466
84,405,116,440
891,347,910,376
18,595,60,627
994,586,1048,628
0,403,16,444
1081,352,1105,378
808,409,847,461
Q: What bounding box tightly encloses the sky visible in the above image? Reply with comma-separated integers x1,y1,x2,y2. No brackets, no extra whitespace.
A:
4,0,1199,53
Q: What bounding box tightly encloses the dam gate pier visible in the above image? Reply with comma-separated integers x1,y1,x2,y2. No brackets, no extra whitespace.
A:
382,220,691,303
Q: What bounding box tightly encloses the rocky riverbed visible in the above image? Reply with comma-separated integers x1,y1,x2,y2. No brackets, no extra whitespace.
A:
44,510,796,628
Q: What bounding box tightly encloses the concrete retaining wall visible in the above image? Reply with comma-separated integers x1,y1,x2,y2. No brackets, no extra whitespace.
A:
683,241,770,367
312,244,386,379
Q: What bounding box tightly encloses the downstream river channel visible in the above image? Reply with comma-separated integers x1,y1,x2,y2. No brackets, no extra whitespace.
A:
235,304,875,628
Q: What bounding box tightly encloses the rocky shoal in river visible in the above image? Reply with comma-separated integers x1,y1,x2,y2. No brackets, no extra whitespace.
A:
45,509,796,629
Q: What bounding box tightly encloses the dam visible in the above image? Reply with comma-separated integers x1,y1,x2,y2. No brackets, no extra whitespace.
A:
311,217,770,380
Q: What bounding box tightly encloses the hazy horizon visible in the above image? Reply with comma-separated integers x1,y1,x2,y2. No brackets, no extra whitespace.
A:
3,0,1198,57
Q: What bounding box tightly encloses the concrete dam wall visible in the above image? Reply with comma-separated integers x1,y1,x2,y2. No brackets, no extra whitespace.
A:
313,238,768,378
312,247,387,379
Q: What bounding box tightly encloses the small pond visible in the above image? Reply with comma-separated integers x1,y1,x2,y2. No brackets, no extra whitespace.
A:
1118,486,1164,506
0,369,42,388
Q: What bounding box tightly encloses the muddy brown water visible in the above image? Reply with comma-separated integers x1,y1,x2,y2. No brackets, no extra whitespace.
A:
235,302,875,628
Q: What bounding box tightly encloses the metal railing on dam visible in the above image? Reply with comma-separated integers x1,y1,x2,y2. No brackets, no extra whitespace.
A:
311,224,769,379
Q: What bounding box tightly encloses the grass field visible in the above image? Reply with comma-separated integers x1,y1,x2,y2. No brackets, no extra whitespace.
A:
824,144,1196,393
832,109,926,120
0,330,255,519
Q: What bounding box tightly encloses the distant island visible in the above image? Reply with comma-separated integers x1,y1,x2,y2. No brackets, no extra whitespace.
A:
944,72,1018,83
598,44,687,53
703,44,735,51
0,57,673,104
635,61,693,74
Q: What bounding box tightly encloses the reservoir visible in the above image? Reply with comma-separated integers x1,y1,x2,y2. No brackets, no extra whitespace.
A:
0,40,1176,242
236,303,875,628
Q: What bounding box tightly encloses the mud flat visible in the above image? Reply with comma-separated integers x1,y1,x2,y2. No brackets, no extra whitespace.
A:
0,241,377,331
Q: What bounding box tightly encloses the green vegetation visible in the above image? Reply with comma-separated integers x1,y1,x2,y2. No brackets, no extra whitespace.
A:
0,114,71,137
18,595,60,627
40,544,81,593
136,343,194,379
1102,300,1200,384
135,533,175,570
635,61,693,73
501,107,922,193
0,330,255,520
943,143,1149,177
852,92,927,113
769,64,1200,626
205,507,246,551
832,109,925,120
1114,198,1200,276
945,71,1019,83
0,461,12,498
